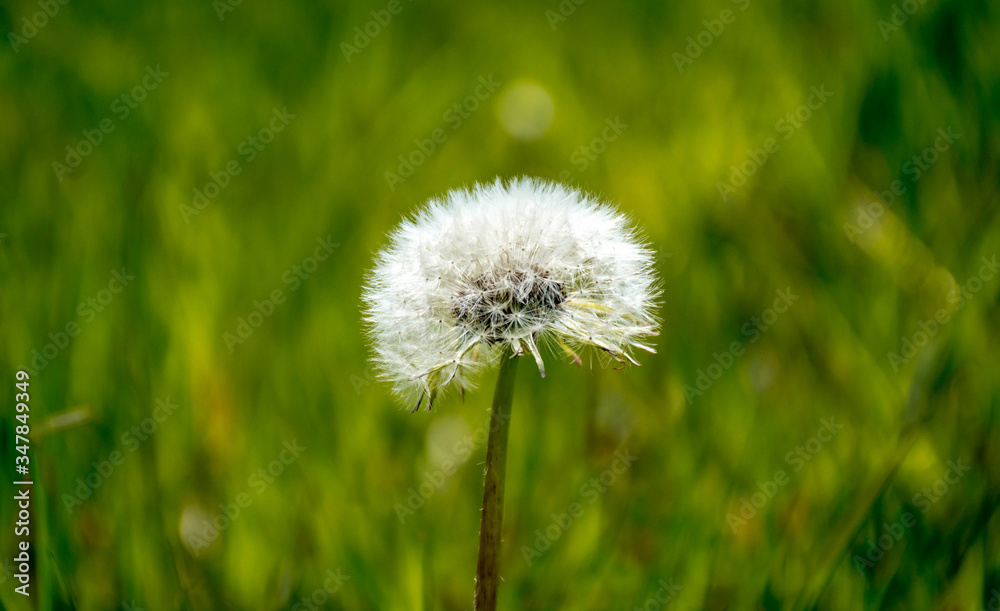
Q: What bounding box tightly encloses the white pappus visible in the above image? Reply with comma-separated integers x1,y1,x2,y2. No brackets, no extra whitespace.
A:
362,177,660,411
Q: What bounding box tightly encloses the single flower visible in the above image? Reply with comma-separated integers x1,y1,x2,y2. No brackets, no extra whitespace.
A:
363,176,660,411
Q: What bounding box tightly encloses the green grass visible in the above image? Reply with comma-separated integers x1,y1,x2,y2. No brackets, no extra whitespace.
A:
2,0,1000,609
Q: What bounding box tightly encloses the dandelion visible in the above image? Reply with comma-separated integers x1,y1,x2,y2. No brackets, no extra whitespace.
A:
362,176,659,609
364,177,659,408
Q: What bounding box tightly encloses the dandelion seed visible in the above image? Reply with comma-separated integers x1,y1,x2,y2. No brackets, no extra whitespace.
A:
362,176,660,409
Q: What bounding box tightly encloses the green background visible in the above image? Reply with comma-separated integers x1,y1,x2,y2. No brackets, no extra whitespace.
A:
2,0,1000,609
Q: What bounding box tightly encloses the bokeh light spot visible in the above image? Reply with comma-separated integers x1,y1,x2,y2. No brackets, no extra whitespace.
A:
497,81,554,142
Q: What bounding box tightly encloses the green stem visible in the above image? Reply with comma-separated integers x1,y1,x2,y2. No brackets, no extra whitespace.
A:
474,352,520,611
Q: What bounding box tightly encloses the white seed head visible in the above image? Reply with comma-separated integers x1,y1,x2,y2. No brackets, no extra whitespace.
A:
362,177,660,411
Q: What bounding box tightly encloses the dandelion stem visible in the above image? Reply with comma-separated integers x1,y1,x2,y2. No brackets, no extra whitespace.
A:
474,352,520,610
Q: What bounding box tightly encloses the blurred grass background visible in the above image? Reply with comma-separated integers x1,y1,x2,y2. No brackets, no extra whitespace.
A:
2,0,1000,609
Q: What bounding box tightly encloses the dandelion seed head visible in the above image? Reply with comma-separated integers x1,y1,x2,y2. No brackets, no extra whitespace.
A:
362,177,660,409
